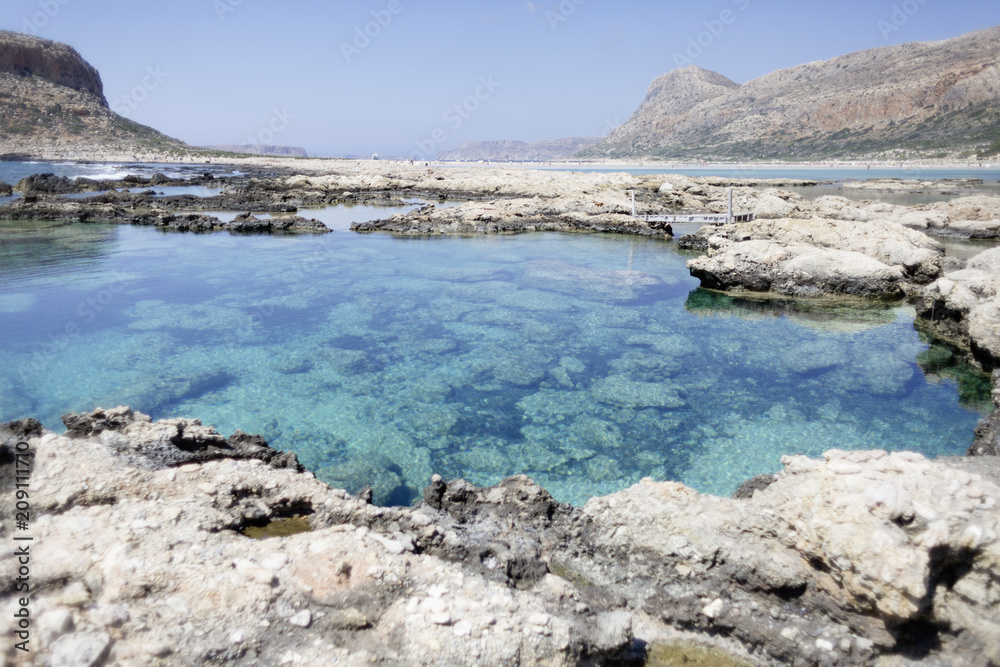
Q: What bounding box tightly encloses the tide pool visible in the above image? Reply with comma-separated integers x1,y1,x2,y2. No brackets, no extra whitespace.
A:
0,219,986,505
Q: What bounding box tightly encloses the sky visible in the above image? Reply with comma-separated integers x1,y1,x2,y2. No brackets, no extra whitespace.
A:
3,0,998,157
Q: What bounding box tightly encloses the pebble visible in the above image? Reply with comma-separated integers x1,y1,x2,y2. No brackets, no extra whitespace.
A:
453,621,473,637
229,630,246,644
816,638,835,652
50,632,111,667
702,598,725,619
527,612,551,627
289,610,312,628
429,613,452,626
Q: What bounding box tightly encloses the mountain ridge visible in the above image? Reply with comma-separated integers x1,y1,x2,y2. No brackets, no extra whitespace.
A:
438,137,603,162
583,25,1000,160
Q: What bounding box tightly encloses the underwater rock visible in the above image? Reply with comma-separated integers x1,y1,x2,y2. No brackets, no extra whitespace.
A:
524,260,666,302
590,376,687,409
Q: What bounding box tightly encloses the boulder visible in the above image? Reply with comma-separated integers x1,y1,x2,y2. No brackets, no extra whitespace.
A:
688,240,906,298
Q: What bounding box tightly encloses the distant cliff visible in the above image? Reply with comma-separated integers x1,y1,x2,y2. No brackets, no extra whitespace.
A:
0,30,188,159
203,144,308,158
582,25,1000,160
439,137,602,162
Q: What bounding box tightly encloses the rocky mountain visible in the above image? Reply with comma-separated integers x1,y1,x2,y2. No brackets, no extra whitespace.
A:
438,137,602,162
203,144,309,158
0,30,188,159
583,26,1000,160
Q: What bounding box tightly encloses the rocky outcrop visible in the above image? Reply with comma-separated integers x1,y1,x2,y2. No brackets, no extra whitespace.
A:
916,247,1000,368
2,408,999,665
352,196,672,237
0,30,105,104
683,218,944,298
0,31,189,159
438,137,603,162
585,26,1000,160
0,198,330,234
897,195,1000,239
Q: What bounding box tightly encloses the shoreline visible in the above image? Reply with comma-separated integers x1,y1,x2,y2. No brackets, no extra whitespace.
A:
5,153,999,173
2,406,999,665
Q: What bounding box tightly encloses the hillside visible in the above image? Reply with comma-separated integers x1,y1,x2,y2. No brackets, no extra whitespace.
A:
0,31,189,160
438,137,602,162
582,26,1000,160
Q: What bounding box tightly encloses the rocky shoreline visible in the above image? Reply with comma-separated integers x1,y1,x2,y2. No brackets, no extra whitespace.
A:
3,159,1000,665
2,406,999,666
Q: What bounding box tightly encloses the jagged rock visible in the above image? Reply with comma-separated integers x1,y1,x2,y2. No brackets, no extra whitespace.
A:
15,173,79,195
0,182,12,197
2,413,999,665
916,249,1000,368
970,412,1000,456
732,474,777,499
60,406,303,471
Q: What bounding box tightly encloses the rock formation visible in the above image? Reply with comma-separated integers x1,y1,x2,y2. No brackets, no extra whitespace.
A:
0,30,188,159
584,26,1000,160
2,407,998,665
682,218,944,298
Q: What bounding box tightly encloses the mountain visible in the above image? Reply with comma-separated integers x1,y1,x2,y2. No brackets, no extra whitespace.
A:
0,30,188,159
582,26,1000,160
439,137,602,162
203,144,309,158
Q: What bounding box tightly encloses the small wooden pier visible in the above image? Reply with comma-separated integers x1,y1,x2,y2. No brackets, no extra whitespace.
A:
630,188,754,225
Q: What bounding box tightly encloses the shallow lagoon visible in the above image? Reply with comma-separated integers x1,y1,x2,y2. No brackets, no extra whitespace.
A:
0,218,987,504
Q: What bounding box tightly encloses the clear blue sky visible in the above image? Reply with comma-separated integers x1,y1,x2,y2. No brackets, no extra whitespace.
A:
4,0,997,157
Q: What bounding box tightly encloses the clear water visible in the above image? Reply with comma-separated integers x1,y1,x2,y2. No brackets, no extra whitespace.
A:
0,218,986,505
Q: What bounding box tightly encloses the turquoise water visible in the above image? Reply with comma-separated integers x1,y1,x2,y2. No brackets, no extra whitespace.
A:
0,218,986,505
